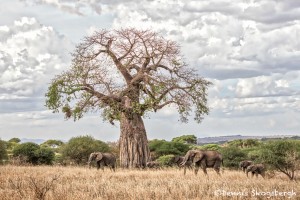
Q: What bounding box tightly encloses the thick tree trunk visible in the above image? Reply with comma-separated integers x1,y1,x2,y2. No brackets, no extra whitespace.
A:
119,113,150,168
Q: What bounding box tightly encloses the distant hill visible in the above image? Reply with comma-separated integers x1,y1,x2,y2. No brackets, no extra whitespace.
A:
197,134,300,145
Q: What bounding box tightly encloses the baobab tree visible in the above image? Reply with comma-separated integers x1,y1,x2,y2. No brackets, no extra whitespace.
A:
45,28,211,168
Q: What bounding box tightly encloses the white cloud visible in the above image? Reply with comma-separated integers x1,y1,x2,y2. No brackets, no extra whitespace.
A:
0,17,72,100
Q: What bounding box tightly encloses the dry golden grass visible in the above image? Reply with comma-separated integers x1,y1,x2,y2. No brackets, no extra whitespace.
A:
0,165,299,200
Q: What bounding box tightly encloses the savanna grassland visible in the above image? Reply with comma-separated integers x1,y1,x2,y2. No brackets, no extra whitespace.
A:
0,166,299,200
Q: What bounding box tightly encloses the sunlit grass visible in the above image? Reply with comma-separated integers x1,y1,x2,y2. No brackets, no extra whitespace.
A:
0,166,298,199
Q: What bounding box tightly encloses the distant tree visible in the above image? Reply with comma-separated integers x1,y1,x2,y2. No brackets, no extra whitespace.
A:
258,140,300,180
220,146,247,169
227,139,244,148
172,135,197,144
0,139,8,163
149,139,189,157
61,135,110,165
45,28,211,168
41,140,64,153
12,142,40,164
199,144,222,151
8,138,21,143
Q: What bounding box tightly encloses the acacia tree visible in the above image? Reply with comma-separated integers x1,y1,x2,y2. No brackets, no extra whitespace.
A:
45,29,211,168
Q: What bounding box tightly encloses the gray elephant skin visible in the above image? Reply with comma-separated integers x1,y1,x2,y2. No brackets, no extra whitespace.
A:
246,164,265,178
173,156,192,168
181,150,223,175
239,160,253,173
88,152,116,171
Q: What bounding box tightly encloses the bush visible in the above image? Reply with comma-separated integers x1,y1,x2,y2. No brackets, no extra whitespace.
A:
0,139,8,163
61,135,110,165
149,140,189,157
12,142,55,165
156,155,175,167
12,142,40,164
219,146,247,169
198,144,222,151
35,147,55,165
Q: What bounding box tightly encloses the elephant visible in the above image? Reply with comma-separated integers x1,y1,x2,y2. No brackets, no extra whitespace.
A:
146,161,160,169
88,152,116,171
239,160,253,173
181,150,223,175
246,164,265,178
172,155,193,174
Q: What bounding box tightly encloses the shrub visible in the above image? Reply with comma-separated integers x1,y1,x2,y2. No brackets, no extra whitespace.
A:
156,155,175,166
12,142,55,165
35,147,55,165
219,146,247,169
60,135,110,165
0,139,8,164
12,142,40,164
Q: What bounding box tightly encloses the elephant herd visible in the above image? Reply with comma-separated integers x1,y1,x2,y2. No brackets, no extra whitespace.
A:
87,150,265,178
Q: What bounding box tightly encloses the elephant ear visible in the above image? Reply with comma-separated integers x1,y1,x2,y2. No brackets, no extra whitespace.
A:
95,153,103,161
193,152,203,163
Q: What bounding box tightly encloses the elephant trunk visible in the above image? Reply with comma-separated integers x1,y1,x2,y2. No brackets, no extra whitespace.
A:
180,152,190,166
87,155,93,169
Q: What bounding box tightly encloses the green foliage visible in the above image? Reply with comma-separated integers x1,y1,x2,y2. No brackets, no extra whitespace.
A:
219,146,247,169
258,140,300,180
61,135,110,165
34,147,55,165
227,139,260,148
40,140,64,153
156,155,174,166
8,138,21,143
12,142,55,165
12,142,40,164
149,140,190,157
0,139,8,163
172,135,197,144
198,144,222,151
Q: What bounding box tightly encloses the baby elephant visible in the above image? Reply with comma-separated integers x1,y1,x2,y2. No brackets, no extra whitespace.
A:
239,160,253,173
146,161,160,169
246,164,265,178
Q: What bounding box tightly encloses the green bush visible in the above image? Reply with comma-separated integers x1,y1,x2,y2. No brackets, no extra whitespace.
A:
12,142,40,164
0,139,8,164
219,146,247,169
35,147,55,165
149,140,189,157
12,142,55,165
156,155,175,166
61,135,110,165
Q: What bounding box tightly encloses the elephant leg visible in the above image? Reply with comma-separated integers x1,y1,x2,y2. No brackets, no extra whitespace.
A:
251,172,255,178
214,167,221,176
202,167,208,175
96,162,100,170
194,164,200,175
184,165,187,175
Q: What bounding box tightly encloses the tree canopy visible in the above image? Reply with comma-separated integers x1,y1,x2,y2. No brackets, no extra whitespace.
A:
258,140,300,180
46,28,211,124
172,135,197,144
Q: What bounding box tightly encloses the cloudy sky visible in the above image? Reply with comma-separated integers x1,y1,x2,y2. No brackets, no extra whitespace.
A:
0,0,299,142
